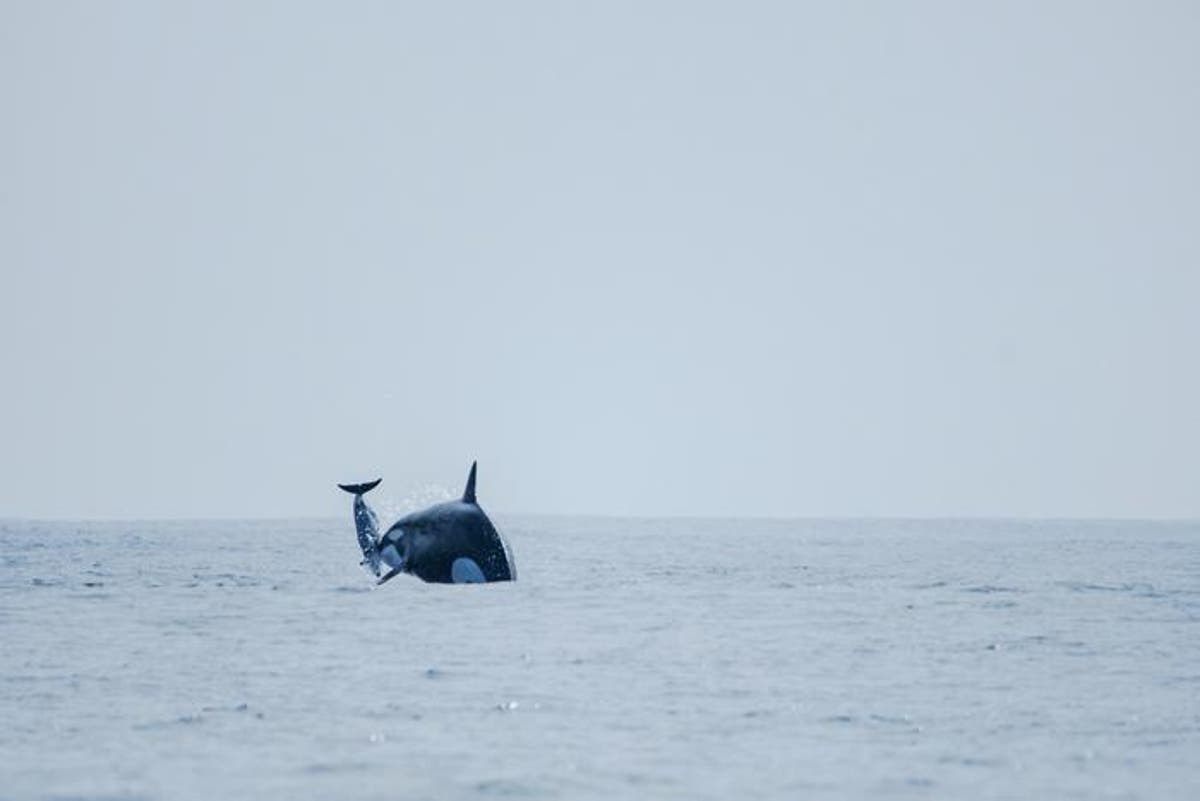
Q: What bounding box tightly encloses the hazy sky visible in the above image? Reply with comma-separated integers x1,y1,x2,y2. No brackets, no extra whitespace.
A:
2,2,1197,519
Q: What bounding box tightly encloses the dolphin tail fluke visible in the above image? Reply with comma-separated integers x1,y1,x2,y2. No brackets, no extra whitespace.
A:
338,478,382,496
462,461,477,504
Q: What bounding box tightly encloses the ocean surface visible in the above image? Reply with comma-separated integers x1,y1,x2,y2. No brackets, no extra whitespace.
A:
2,517,1198,800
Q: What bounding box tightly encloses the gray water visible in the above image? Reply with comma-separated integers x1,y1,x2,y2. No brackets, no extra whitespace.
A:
2,518,1198,800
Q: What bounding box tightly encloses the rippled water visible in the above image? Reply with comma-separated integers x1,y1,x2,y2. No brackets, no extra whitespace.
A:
2,518,1198,800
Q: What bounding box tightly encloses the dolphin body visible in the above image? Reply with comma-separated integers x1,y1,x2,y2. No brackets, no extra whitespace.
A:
338,462,516,585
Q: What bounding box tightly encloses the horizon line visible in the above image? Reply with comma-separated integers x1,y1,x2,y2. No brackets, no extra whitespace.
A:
2,513,1198,525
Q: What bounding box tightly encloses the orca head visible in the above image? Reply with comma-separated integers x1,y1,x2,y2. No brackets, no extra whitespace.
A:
380,522,437,574
378,526,413,572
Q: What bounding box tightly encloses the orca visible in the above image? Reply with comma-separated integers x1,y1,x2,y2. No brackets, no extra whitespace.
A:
337,462,516,585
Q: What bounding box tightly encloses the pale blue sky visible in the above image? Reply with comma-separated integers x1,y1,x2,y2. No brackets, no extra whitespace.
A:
2,1,1197,518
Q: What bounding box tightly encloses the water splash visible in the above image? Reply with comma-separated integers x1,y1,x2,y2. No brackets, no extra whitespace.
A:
377,484,457,521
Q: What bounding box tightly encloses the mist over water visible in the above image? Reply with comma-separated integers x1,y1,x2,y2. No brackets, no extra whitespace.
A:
3,517,1198,800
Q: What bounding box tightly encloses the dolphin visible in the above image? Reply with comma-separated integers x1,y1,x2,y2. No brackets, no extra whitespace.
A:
337,462,516,585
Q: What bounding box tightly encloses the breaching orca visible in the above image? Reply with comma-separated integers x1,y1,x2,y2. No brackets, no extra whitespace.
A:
337,462,516,585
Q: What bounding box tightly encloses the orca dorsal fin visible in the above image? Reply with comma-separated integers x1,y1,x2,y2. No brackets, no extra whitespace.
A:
462,461,478,504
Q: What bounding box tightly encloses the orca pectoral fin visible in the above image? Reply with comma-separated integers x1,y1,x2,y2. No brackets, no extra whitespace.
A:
376,566,404,586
